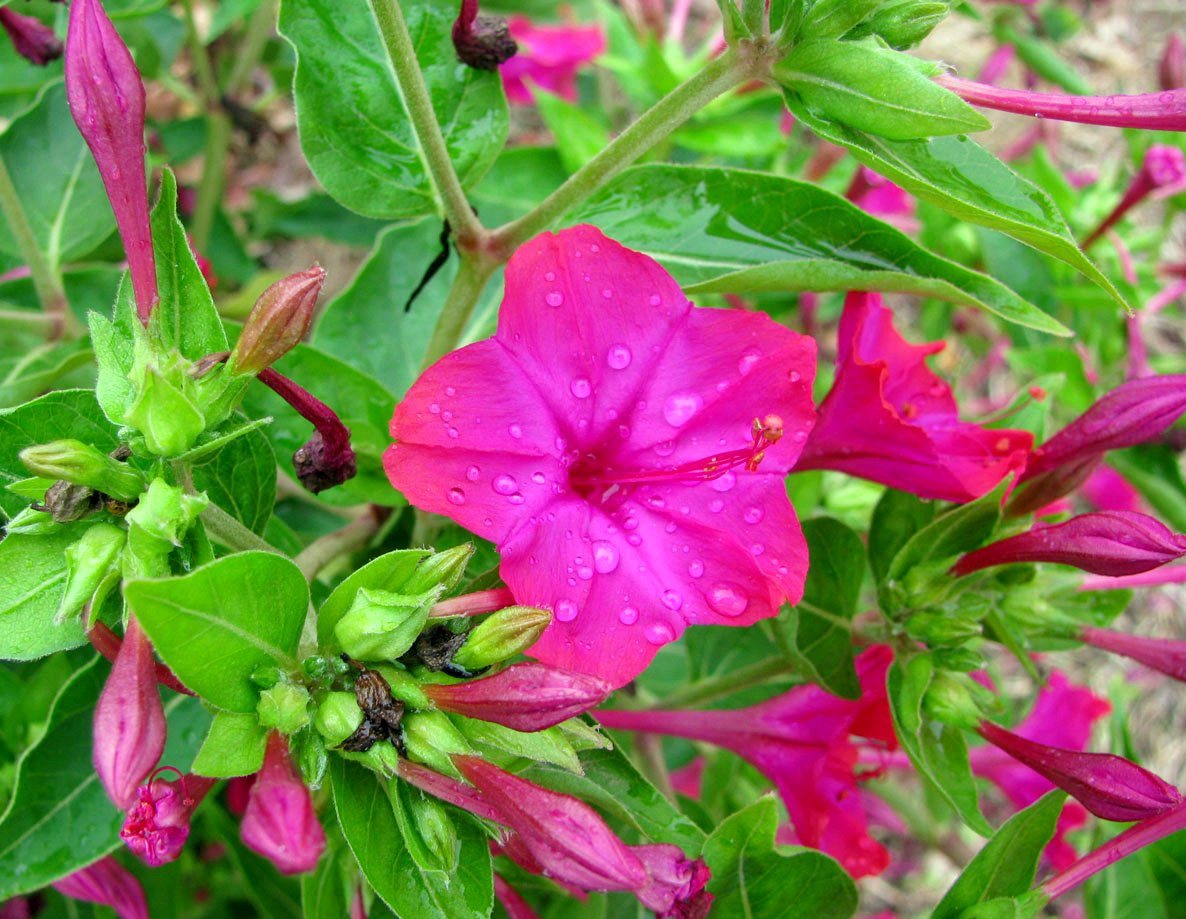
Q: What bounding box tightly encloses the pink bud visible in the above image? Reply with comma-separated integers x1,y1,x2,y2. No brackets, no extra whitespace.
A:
93,616,167,809
51,856,148,919
0,9,62,65
632,844,714,919
240,733,326,874
1084,146,1186,248
231,266,326,375
423,662,612,732
121,768,216,866
1081,627,1186,683
1161,34,1185,91
953,511,1186,578
65,0,156,323
979,721,1182,822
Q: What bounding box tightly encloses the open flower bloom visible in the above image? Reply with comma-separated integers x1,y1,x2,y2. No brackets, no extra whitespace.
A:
598,646,897,878
386,226,817,687
796,292,1032,502
52,857,148,919
500,16,605,105
121,769,216,866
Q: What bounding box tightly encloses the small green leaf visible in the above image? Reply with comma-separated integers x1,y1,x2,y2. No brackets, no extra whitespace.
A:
128,552,310,712
192,711,270,777
868,490,935,585
800,0,882,39
888,481,1006,583
190,423,277,536
317,548,432,650
0,527,91,660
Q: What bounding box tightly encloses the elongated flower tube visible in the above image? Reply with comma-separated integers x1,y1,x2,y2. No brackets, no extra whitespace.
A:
93,616,167,809
935,75,1186,132
1081,627,1186,683
257,368,356,494
65,0,156,322
88,622,192,696
952,511,1186,578
0,8,62,65
121,769,216,866
978,721,1182,822
423,662,612,732
52,857,148,919
240,733,326,874
1083,146,1186,248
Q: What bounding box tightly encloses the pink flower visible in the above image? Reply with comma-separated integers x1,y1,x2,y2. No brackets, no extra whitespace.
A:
93,616,167,809
598,646,897,878
796,292,1032,503
1084,145,1186,248
500,16,605,105
1081,465,1144,514
0,8,62,65
846,168,918,234
51,856,148,919
239,733,326,874
65,0,156,323
951,510,1186,577
385,226,817,687
121,769,216,865
423,662,612,731
1162,34,1185,91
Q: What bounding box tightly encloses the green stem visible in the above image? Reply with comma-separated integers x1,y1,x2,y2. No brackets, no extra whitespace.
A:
368,0,485,245
225,0,276,96
181,0,230,251
0,154,74,340
421,255,497,369
201,502,282,553
180,0,221,103
651,656,793,710
491,48,750,254
295,507,386,581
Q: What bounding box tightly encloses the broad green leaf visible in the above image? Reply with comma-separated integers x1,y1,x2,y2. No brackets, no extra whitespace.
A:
0,340,94,409
301,833,355,919
0,527,91,660
574,165,1069,335
888,653,991,835
1086,825,1186,919
776,517,863,698
278,0,508,219
317,548,432,649
868,490,934,585
127,552,309,712
471,146,568,228
192,711,270,777
702,796,858,919
798,0,880,38
0,389,120,517
887,481,1005,583
249,189,390,246
0,84,116,266
190,423,277,536
933,791,1064,918
777,40,988,139
786,100,1126,311
204,805,304,919
330,759,493,918
89,275,139,426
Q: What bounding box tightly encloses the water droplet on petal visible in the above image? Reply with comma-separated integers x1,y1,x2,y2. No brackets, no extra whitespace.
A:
661,590,683,611
509,424,523,439
555,600,578,622
627,534,642,547
744,506,765,524
593,540,620,573
607,344,633,370
738,348,761,375
623,516,639,531
466,465,480,481
429,403,441,414
663,392,704,427
532,472,546,485
788,371,801,383
447,487,466,505
445,386,457,397
570,378,592,399
654,440,676,457
508,494,526,505
709,498,724,513
601,288,613,299
545,271,556,282
751,543,764,556
546,291,564,307
688,560,704,578
708,582,749,617
711,472,736,492
648,294,662,306
645,621,675,645
577,566,593,580
619,606,639,625
492,474,518,495
446,427,459,439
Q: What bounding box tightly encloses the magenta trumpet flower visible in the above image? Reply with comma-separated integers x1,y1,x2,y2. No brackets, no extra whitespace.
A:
120,769,216,866
240,733,326,874
65,0,156,323
1083,145,1186,248
499,15,605,105
423,662,612,732
93,616,167,809
0,8,62,65
1081,627,1186,683
952,511,1186,578
256,368,357,494
51,856,148,919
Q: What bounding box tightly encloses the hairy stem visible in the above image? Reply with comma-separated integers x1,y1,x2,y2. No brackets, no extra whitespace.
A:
295,506,387,581
201,502,282,554
421,254,498,369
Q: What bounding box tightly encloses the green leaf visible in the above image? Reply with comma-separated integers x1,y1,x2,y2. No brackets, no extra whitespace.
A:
703,797,858,919
933,792,1064,919
330,759,493,918
799,0,881,39
192,711,270,777
278,0,508,219
0,389,120,517
0,84,116,266
190,423,277,536
301,833,355,919
868,490,934,584
786,100,1126,312
0,340,94,410
534,90,611,173
127,552,310,712
887,482,1005,583
317,548,432,649
887,653,991,835
0,527,92,660
471,146,568,227
776,517,863,698
0,659,120,898
574,165,1069,335
89,279,139,426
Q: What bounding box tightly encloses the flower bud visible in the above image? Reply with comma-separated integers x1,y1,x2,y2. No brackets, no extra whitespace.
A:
125,365,206,458
121,770,216,865
423,662,612,732
57,522,126,624
452,606,552,670
66,0,157,322
1081,627,1186,684
0,8,63,65
452,715,581,772
52,856,148,919
240,733,327,874
1161,34,1185,91
372,664,431,710
257,683,312,735
93,616,167,808
300,654,350,685
313,692,364,748
633,844,714,918
123,479,206,578
231,266,326,375
20,440,143,500
333,587,437,662
953,511,1186,578
979,721,1183,821
402,710,473,775
904,610,983,647
452,0,517,70
853,0,948,50
386,778,459,873
291,728,329,789
405,543,474,594
922,671,989,730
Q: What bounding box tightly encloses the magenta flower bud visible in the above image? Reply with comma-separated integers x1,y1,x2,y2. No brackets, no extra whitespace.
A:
51,856,148,919
231,266,327,375
978,721,1182,822
1081,627,1186,683
454,754,649,891
632,844,714,918
93,616,167,809
935,74,1186,132
121,768,217,866
953,511,1186,578
0,8,62,65
256,368,356,494
240,733,327,874
65,0,156,323
423,662,612,732
1083,145,1186,248
1161,34,1185,91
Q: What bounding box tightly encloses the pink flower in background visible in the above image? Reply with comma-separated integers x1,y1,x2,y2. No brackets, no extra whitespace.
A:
500,16,605,105
796,292,1032,503
1084,145,1186,247
51,857,148,919
1081,465,1144,513
846,168,919,234
386,226,817,687
239,733,326,874
598,646,897,878
1081,628,1186,684
121,769,216,866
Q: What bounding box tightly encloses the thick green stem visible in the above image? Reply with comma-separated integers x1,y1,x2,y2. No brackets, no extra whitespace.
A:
421,255,497,369
201,502,282,553
225,0,277,96
295,507,386,581
650,656,792,710
368,0,485,245
181,0,229,251
491,49,750,254
0,154,74,340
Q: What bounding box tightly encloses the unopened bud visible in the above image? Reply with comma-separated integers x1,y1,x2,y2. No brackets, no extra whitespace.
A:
300,654,350,684
123,479,206,578
334,587,438,661
257,683,312,735
453,715,581,772
313,692,364,748
125,365,206,458
852,0,948,49
20,440,143,500
452,0,517,70
58,523,126,624
231,266,326,375
0,8,62,65
52,856,149,919
452,606,552,669
387,778,459,873
405,544,475,594
373,664,431,709
291,729,329,790
251,665,283,689
923,671,989,730
402,710,473,776
240,733,327,874
904,610,982,647
1161,34,1185,91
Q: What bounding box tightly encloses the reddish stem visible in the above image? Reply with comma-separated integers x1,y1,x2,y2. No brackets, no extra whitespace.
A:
88,622,194,696
428,587,515,619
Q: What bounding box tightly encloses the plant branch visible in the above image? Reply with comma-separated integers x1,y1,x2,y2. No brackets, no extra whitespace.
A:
295,506,388,581
647,656,793,710
180,0,230,251
201,502,282,553
225,0,277,97
421,253,498,369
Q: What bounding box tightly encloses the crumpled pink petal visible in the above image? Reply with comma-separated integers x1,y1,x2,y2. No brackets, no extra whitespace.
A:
500,16,605,105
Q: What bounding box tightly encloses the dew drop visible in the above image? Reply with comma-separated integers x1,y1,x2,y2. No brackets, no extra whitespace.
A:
664,521,677,534
446,427,459,439
445,386,457,397
648,294,662,306
750,543,764,556
590,243,600,253
508,494,526,505
744,506,765,524
647,495,667,509
593,540,621,573
661,589,683,611
711,472,737,492
532,472,547,485
544,271,556,282
577,565,594,580
509,423,523,439
619,606,639,625
626,534,643,546
738,348,761,375
492,474,518,495
465,465,481,482
429,403,441,414
688,559,705,578
441,410,453,422
555,600,578,622
607,344,633,370
601,288,613,299
546,291,564,307
663,392,704,427
788,370,801,383
618,424,631,439
654,440,676,457
708,582,749,617
570,377,592,399
645,621,676,645
447,487,466,505
709,498,724,513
